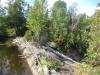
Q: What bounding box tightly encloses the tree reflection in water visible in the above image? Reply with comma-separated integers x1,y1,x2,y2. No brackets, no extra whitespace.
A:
0,44,31,75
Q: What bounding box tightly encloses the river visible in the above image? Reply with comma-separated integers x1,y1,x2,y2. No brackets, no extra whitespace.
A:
0,39,32,75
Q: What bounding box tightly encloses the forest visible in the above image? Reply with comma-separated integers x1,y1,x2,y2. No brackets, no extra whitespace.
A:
0,0,100,75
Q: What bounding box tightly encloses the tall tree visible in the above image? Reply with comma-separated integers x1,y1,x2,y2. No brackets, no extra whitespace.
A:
74,14,90,56
64,3,90,56
86,4,100,65
26,0,49,44
7,0,26,36
49,0,68,49
0,7,6,16
0,5,7,36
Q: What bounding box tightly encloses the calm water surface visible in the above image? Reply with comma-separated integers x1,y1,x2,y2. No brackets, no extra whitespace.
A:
0,40,32,75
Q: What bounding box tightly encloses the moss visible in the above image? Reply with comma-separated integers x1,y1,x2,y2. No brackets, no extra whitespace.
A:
40,57,60,70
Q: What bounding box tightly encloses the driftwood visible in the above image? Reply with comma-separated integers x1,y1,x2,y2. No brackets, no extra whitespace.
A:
43,46,79,64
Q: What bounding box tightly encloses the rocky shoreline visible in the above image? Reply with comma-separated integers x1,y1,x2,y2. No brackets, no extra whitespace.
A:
13,37,79,75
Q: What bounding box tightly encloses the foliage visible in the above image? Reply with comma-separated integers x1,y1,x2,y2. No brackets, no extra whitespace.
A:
0,16,7,36
75,64,100,75
6,28,16,37
72,14,90,56
75,64,93,75
0,7,6,16
26,0,49,44
49,1,90,57
7,0,26,36
93,67,100,75
66,13,90,56
0,6,7,36
49,0,68,50
1,0,100,72
5,39,14,47
24,30,33,41
0,15,16,37
40,57,60,70
86,8,100,65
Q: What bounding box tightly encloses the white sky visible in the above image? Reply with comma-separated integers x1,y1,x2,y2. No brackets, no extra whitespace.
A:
0,0,8,7
0,0,97,16
47,0,96,16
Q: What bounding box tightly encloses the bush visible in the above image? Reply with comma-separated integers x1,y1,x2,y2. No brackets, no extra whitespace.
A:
40,57,60,70
75,64,93,75
6,28,16,37
24,30,33,41
75,64,100,75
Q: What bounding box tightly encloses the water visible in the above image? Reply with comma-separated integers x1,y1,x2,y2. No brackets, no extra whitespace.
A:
0,40,32,75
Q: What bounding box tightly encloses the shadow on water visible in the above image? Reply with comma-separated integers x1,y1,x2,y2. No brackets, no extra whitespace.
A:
0,39,32,75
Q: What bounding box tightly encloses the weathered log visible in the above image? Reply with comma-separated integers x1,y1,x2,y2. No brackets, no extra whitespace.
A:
43,45,79,64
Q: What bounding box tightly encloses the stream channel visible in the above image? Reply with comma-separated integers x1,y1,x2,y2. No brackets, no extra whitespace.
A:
0,38,32,75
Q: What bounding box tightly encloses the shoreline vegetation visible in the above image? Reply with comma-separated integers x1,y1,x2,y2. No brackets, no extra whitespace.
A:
0,39,33,75
0,0,100,75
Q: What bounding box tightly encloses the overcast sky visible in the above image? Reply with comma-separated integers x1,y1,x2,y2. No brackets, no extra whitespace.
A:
0,0,99,16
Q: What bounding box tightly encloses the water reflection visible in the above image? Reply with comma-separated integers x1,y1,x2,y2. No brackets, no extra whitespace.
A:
0,44,32,75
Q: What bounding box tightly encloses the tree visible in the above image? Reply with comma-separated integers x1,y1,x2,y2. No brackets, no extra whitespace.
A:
26,0,49,44
7,0,26,36
0,7,6,16
63,3,90,57
86,4,100,65
74,14,90,56
68,2,78,27
63,3,78,50
0,5,7,36
49,0,68,49
0,16,7,36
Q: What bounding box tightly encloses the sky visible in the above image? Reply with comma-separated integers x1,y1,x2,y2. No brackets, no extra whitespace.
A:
0,0,99,16
25,0,99,16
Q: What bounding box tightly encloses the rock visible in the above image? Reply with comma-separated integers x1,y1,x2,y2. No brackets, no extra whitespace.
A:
43,65,49,75
38,67,42,73
51,69,57,75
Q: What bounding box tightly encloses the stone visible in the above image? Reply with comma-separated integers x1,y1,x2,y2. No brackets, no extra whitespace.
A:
51,69,57,75
43,65,49,75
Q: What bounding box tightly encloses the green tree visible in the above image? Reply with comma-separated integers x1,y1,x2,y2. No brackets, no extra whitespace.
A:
64,3,90,56
86,4,100,65
0,7,6,16
0,16,7,36
63,3,78,51
49,0,68,49
26,0,49,44
74,14,90,56
7,0,26,36
0,5,7,36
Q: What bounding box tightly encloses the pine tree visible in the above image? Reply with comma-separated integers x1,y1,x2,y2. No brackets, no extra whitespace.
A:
86,4,100,64
26,0,49,44
7,0,26,36
49,0,68,49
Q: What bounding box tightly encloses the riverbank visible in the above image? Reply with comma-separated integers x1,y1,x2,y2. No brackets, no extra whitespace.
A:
13,37,80,75
0,39,32,75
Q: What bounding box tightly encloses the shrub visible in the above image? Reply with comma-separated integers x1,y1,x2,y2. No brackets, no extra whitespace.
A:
6,28,16,37
24,30,33,41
